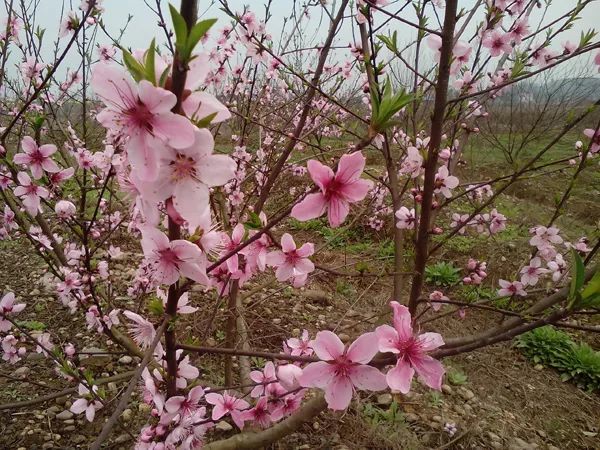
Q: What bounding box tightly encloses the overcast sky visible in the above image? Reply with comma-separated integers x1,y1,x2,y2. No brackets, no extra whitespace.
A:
8,0,600,80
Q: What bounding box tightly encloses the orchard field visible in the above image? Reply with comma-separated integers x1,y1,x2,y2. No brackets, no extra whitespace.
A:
0,1,599,449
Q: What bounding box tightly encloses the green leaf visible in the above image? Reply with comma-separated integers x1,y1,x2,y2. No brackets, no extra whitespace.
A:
148,297,165,316
169,3,188,54
144,38,157,85
186,19,217,57
192,112,218,128
122,48,145,82
16,320,46,331
581,268,600,300
568,248,585,307
244,211,263,230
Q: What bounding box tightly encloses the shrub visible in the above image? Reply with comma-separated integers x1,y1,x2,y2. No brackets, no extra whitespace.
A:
516,326,600,392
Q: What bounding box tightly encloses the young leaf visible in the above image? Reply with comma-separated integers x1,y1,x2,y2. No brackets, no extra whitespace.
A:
568,248,585,307
144,38,157,85
122,48,145,82
186,18,217,58
169,3,188,54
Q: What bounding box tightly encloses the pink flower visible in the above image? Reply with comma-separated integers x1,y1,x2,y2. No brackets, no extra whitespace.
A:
583,128,600,153
205,391,250,429
14,172,49,216
520,257,549,286
14,136,60,179
97,44,116,61
141,227,208,286
399,147,423,178
497,280,527,297
70,384,103,422
240,397,272,429
250,361,277,398
286,330,313,356
55,200,77,219
547,254,566,282
266,233,314,284
395,207,416,229
269,391,304,421
291,151,373,227
428,291,448,311
482,30,512,57
165,386,205,418
434,165,459,198
158,289,197,314
299,331,387,410
0,292,25,332
220,223,245,275
529,226,562,249
134,129,235,228
91,63,195,180
123,310,156,348
509,18,529,44
376,302,444,393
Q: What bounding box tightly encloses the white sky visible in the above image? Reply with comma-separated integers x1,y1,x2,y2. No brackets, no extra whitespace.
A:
7,1,600,80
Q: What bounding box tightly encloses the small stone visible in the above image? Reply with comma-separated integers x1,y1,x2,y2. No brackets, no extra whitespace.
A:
55,410,73,420
42,443,53,450
12,366,31,378
313,421,320,430
491,442,503,449
118,355,133,364
114,434,130,444
536,430,547,438
55,396,68,406
72,435,86,444
441,384,453,395
487,432,501,442
215,421,233,431
460,389,475,401
53,434,61,441
107,382,118,392
121,408,132,422
534,364,544,371
303,289,330,305
405,413,419,422
432,415,443,423
272,318,282,325
376,393,393,406
63,426,76,432
338,333,351,343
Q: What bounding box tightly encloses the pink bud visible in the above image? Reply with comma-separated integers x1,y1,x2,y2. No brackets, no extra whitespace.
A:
55,200,76,219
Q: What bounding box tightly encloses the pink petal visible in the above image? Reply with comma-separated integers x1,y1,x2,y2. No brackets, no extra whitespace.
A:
183,91,231,124
296,242,314,258
325,375,353,410
280,233,296,253
312,330,344,361
196,154,236,187
299,361,335,388
293,257,314,276
335,151,366,184
390,301,413,341
70,398,88,414
327,196,350,228
137,79,176,114
275,263,294,281
375,324,400,354
173,180,209,228
338,179,373,202
346,332,379,364
165,396,184,413
416,332,444,352
290,193,327,222
152,113,195,149
306,160,334,191
91,63,137,109
348,364,388,391
387,360,415,394
21,136,37,154
412,354,445,390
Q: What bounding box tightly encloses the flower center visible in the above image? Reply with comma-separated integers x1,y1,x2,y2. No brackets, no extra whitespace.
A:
171,153,197,181
125,102,154,132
